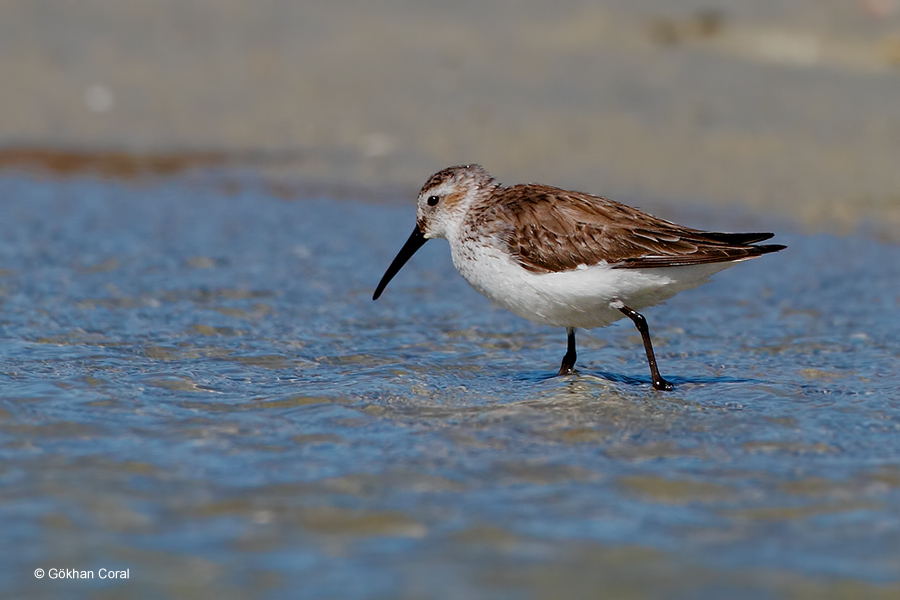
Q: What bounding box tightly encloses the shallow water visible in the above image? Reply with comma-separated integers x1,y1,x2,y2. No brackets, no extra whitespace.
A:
0,174,898,599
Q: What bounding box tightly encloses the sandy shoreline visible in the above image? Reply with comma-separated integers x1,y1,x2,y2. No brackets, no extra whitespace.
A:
2,0,899,239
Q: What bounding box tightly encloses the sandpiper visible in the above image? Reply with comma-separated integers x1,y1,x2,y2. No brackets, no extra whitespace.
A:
373,165,784,390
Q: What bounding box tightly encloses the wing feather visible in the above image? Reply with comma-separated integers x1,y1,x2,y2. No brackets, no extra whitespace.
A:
473,184,785,273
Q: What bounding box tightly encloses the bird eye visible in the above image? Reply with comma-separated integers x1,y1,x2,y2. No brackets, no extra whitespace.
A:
427,195,440,206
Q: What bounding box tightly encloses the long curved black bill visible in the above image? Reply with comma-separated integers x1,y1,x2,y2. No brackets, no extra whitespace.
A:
373,226,428,300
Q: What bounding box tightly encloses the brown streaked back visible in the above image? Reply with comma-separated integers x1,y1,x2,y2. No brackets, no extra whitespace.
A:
468,184,785,273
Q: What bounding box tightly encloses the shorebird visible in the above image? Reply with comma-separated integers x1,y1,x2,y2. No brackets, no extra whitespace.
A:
373,164,784,390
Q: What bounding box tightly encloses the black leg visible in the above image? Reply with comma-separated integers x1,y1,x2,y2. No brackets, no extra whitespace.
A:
557,327,577,375
617,304,674,391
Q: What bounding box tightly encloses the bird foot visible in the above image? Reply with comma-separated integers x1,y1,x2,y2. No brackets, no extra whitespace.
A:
557,364,577,376
653,378,674,391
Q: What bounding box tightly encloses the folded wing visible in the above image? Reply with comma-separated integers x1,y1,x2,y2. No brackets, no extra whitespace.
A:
489,185,786,273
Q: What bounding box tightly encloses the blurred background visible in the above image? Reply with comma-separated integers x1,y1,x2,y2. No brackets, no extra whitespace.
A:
2,2,900,599
2,0,900,237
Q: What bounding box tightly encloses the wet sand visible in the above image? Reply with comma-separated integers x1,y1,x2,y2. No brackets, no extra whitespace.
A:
3,0,900,238
1,177,898,598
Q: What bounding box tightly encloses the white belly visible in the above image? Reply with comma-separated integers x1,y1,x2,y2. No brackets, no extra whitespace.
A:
450,240,737,329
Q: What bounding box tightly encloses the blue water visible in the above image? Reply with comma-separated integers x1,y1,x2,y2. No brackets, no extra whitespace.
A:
1,174,898,599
